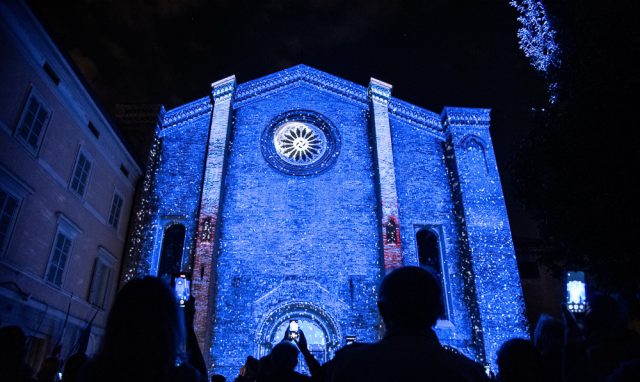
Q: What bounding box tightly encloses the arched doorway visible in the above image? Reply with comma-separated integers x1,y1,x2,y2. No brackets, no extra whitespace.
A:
256,302,341,375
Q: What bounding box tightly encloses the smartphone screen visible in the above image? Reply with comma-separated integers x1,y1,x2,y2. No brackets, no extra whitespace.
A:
173,273,191,307
288,320,299,340
566,271,587,313
484,365,493,378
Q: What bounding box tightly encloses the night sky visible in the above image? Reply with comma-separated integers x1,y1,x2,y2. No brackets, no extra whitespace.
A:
29,0,549,238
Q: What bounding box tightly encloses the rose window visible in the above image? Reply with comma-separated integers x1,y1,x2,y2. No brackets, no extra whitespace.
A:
274,122,327,165
261,110,340,176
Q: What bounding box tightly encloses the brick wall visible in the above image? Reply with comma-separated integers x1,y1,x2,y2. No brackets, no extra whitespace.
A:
128,66,529,375
210,85,382,375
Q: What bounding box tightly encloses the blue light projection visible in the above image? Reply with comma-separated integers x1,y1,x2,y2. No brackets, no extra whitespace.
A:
121,65,528,376
261,109,341,176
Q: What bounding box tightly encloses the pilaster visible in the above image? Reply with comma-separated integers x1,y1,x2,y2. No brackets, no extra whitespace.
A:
442,107,528,367
368,78,403,272
192,75,236,363
121,106,165,284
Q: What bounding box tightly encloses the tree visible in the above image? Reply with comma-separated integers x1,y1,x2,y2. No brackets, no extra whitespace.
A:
512,0,640,291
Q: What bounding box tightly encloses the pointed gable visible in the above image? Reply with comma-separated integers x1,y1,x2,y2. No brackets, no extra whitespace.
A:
161,64,443,136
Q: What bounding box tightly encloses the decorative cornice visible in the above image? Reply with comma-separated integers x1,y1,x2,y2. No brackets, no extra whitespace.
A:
161,97,212,130
368,78,392,106
441,107,491,128
388,98,443,132
56,211,83,237
160,65,476,136
234,64,369,108
211,75,237,102
161,75,236,130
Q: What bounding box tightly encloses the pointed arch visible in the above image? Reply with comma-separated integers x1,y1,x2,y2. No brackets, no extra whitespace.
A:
158,222,186,277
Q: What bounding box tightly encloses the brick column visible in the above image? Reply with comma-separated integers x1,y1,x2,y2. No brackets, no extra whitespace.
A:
368,78,403,272
192,75,236,361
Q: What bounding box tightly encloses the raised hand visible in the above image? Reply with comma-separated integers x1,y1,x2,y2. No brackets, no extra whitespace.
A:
295,329,308,353
283,326,291,342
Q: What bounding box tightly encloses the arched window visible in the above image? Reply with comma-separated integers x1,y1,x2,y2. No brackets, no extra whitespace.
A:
463,136,488,175
386,219,398,244
416,229,440,272
158,223,185,277
416,228,447,319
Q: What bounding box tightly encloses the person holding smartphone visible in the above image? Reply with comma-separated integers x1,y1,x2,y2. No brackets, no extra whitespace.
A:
79,277,206,382
257,340,311,382
285,323,321,380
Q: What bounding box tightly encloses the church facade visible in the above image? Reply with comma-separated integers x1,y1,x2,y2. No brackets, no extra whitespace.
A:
122,65,527,376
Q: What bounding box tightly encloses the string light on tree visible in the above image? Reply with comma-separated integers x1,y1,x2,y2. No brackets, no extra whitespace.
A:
509,0,561,102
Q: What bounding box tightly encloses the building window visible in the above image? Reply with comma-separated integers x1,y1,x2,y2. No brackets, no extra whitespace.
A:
416,228,448,319
274,122,327,164
87,121,100,138
88,250,115,308
108,193,123,229
119,164,129,177
16,93,50,151
0,188,20,255
46,231,72,286
262,110,341,176
42,62,60,85
0,170,31,257
70,152,92,197
45,214,81,287
158,223,186,277
385,218,398,244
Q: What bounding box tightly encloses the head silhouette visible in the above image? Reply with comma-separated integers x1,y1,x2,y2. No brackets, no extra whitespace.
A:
270,341,299,373
377,266,444,330
496,339,543,382
62,352,88,382
95,276,184,380
585,294,628,336
534,314,563,355
0,325,27,378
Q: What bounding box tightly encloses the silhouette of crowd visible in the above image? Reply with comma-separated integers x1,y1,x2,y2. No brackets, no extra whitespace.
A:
2,266,639,382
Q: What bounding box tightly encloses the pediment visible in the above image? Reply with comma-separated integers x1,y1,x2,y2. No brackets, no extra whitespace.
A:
233,64,369,109
160,64,472,135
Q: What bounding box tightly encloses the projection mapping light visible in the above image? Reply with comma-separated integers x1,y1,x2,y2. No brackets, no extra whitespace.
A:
274,122,327,165
261,109,340,176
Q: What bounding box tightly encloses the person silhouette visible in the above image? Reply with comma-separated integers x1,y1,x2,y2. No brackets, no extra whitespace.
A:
496,338,543,382
533,314,563,382
79,276,204,382
61,352,87,382
0,325,36,382
328,266,488,382
257,341,311,382
563,294,640,382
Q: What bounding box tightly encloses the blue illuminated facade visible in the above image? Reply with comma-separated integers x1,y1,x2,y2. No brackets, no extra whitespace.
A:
123,65,527,376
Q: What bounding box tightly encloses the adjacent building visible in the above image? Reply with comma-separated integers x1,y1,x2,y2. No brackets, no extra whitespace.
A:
0,0,141,369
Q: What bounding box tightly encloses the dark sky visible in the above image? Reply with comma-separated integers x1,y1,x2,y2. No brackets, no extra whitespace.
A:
29,0,548,237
